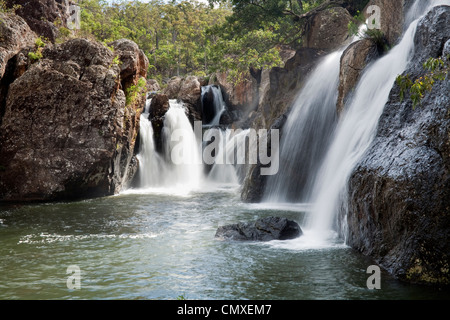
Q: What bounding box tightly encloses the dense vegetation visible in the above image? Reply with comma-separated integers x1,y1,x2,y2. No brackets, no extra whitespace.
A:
2,0,369,83
76,0,349,83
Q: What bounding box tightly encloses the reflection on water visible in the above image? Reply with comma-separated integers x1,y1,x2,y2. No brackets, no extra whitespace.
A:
1,189,449,300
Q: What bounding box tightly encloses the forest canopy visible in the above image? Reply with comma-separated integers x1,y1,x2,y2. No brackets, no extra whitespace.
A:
75,0,364,82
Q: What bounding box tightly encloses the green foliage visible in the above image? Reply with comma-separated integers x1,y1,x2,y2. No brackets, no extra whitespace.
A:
28,37,47,62
396,56,449,109
347,10,365,37
126,77,147,106
0,0,21,13
348,10,389,52
209,27,283,85
79,0,231,78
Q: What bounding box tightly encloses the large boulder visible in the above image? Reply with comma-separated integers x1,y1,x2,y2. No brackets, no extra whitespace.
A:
215,217,302,241
337,38,379,114
162,76,183,99
0,12,37,78
0,12,37,124
6,0,70,43
0,38,145,201
306,6,353,51
162,76,202,125
346,6,450,285
109,38,149,96
178,75,201,106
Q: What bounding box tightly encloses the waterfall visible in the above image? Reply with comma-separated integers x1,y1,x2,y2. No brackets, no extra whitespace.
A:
262,50,342,203
134,88,244,193
305,1,448,239
259,0,448,246
201,85,226,127
136,99,203,194
204,128,251,185
262,24,369,204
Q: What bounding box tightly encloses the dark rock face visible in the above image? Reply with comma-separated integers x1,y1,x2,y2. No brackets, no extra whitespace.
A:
346,6,450,285
149,93,170,154
0,38,145,201
201,85,218,124
215,217,302,241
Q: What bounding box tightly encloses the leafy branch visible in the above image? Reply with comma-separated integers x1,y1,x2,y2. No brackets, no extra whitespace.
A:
396,55,449,109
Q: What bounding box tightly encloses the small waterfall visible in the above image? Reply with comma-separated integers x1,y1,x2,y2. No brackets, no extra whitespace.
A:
201,85,226,126
204,128,251,185
136,99,203,193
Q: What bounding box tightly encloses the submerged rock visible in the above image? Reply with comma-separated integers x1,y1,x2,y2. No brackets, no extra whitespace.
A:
215,217,302,241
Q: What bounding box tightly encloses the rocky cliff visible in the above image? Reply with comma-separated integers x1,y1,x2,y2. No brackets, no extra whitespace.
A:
0,12,148,201
346,5,450,285
5,0,70,43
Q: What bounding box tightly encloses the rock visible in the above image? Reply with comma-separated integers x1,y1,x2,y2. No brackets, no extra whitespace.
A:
364,0,406,46
6,0,70,42
0,12,36,78
109,38,149,96
0,38,145,202
306,6,353,51
163,76,183,99
215,217,302,241
178,75,201,106
337,38,379,114
346,6,450,285
146,78,161,92
161,75,202,126
148,93,170,154
201,85,218,124
0,12,37,125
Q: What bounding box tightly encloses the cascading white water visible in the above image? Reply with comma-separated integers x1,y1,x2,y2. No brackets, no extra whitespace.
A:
135,99,203,194
201,85,226,127
262,24,369,204
259,0,449,248
204,127,251,185
262,50,342,203
305,1,449,239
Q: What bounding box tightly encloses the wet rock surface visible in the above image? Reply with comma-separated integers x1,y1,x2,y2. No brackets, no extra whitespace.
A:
215,216,302,241
346,6,450,285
